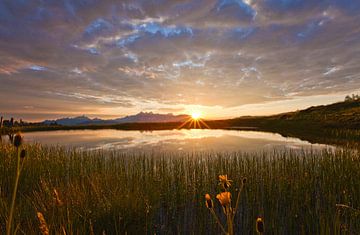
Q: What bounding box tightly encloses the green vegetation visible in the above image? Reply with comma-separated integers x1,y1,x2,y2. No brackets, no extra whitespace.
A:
229,99,360,129
5,134,25,235
226,100,360,146
0,144,359,234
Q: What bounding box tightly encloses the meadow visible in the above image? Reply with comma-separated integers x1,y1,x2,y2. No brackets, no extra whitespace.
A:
0,142,359,234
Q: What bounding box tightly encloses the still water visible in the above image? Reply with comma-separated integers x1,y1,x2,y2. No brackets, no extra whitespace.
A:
8,129,332,152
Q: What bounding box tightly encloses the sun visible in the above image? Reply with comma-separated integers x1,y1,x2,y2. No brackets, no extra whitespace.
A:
178,111,209,129
191,112,201,120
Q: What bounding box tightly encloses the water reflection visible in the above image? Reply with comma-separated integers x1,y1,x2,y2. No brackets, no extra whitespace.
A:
2,129,333,152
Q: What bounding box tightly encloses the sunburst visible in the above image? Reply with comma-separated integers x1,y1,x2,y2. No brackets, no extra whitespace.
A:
178,111,210,129
191,112,201,120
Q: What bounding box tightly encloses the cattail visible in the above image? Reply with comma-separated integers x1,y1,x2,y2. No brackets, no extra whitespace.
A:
13,133,22,148
0,116,3,128
256,217,264,234
205,194,213,209
10,117,14,127
242,177,247,185
8,134,14,144
20,149,26,159
37,212,49,235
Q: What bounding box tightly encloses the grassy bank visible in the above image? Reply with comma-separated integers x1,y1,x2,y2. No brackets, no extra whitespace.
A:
0,144,359,234
225,100,360,146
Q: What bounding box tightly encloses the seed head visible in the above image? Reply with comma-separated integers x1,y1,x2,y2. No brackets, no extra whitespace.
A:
53,189,64,207
37,212,49,235
20,149,26,159
242,177,247,185
256,217,264,234
205,194,213,209
13,133,23,148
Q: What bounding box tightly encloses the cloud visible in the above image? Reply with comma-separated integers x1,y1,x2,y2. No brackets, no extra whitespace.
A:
0,0,359,120
28,65,47,71
211,0,257,22
323,66,341,76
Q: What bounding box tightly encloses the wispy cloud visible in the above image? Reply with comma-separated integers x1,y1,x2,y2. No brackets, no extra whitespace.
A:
0,0,359,120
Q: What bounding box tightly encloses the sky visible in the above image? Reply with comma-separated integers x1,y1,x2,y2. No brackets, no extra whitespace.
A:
0,0,360,121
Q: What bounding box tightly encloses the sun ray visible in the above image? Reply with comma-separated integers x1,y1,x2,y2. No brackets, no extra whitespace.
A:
177,112,211,130
199,119,211,129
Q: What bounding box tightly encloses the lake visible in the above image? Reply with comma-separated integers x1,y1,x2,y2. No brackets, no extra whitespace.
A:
2,129,333,152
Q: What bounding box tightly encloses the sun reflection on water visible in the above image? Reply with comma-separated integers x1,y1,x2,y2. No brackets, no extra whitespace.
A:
16,129,333,152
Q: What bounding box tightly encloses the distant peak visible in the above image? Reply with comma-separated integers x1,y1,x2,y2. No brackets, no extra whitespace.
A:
74,115,90,119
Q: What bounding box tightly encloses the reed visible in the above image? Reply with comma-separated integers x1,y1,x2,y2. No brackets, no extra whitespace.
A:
0,144,359,234
5,133,25,235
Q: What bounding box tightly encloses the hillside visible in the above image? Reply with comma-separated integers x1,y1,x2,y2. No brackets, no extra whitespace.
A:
225,100,360,146
273,100,360,128
229,100,360,130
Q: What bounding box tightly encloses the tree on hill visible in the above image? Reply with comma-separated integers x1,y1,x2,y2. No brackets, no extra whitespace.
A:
345,94,359,102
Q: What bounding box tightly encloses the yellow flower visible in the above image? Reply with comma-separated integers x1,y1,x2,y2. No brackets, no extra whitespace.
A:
218,175,232,189
216,192,231,206
256,217,264,234
205,194,213,209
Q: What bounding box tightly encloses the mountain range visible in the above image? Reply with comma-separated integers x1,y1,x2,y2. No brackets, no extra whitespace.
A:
42,112,190,126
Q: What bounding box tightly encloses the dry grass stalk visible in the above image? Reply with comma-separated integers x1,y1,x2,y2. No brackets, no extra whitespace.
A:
6,133,24,235
53,189,64,207
37,212,49,235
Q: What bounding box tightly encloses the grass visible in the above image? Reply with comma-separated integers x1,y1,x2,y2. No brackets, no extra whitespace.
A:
0,144,360,234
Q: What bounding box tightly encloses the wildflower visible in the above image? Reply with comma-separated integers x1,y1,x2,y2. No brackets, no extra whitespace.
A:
20,149,26,159
218,175,232,189
256,217,264,234
205,194,213,209
13,133,22,148
37,212,49,235
216,192,231,206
